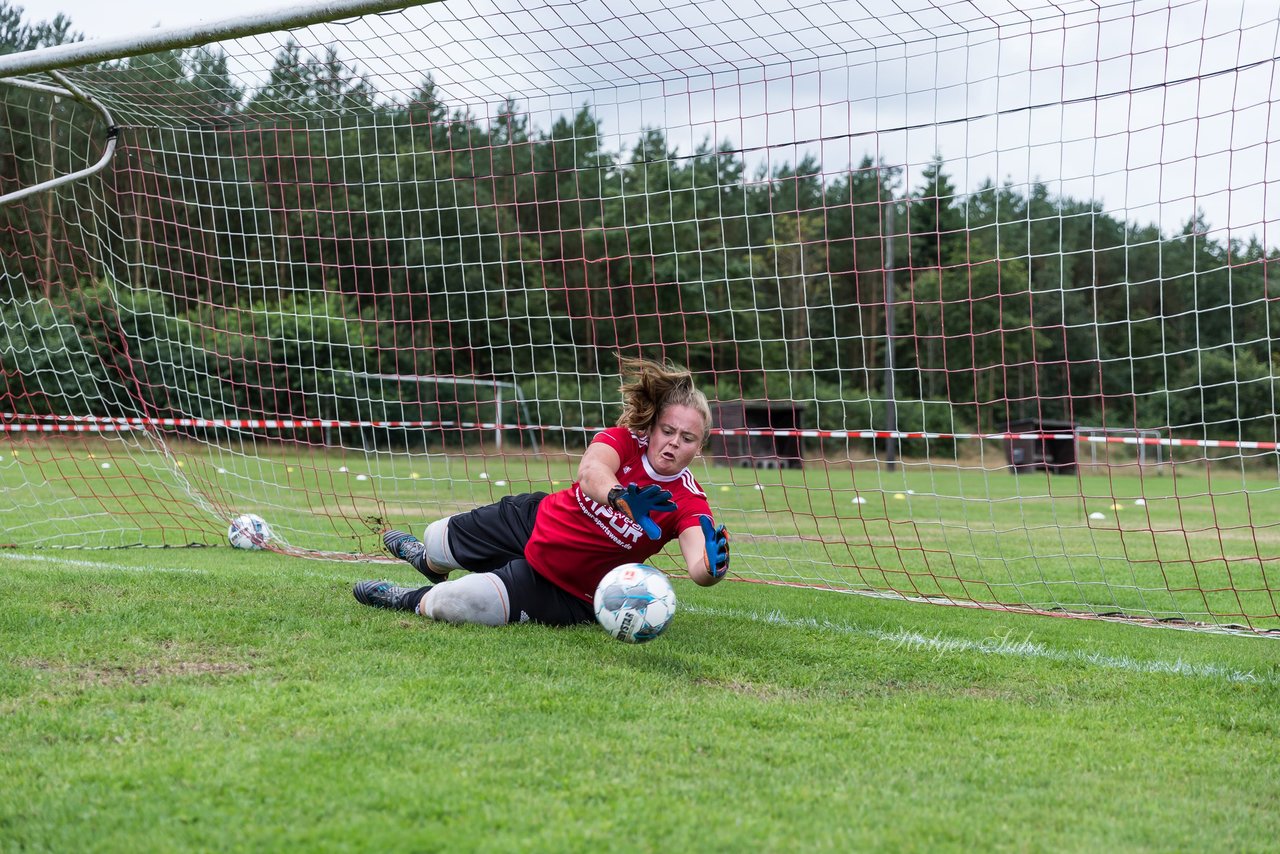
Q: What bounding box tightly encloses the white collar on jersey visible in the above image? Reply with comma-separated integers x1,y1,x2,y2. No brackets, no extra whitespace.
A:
641,452,686,482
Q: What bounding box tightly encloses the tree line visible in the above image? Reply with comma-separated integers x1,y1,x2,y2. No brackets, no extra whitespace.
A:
2,1,1277,448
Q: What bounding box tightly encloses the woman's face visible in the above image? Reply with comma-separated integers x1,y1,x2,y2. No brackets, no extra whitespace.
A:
645,404,706,476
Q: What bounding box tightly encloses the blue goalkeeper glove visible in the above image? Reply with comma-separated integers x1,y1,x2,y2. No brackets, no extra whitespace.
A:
699,515,730,579
609,483,677,540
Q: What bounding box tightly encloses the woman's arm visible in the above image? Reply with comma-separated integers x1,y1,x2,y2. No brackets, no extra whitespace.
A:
576,441,624,505
679,522,727,587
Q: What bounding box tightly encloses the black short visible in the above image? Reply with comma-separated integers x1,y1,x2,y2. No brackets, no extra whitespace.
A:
490,561,595,627
447,492,595,627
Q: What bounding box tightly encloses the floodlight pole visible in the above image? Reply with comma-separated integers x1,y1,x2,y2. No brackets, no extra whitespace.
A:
884,196,898,471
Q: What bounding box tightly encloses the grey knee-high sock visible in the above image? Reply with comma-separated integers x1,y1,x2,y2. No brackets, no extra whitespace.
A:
419,574,510,626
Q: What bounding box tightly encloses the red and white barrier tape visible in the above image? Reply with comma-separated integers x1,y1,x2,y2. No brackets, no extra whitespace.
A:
1,412,1275,451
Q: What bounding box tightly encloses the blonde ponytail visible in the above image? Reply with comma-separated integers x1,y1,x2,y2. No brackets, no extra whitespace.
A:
615,355,712,440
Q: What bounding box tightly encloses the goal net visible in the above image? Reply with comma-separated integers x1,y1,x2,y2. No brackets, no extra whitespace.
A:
2,0,1279,633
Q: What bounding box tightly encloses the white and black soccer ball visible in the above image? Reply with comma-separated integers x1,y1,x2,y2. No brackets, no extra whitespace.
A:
593,563,677,644
228,513,272,550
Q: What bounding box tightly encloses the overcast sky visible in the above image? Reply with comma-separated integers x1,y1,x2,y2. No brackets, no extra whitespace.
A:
14,0,298,40
8,0,1278,245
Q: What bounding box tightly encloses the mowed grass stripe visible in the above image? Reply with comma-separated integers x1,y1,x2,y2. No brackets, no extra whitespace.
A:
686,603,1277,685
6,441,1280,627
2,543,1280,849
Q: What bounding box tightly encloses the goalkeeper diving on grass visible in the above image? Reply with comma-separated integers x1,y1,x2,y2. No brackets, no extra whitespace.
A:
353,355,730,626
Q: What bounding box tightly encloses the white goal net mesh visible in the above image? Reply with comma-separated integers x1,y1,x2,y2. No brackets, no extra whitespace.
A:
2,0,1279,632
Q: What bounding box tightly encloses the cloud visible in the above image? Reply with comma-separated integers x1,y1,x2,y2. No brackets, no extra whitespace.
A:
43,0,1280,238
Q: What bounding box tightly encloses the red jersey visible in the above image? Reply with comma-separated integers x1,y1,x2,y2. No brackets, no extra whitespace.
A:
525,426,711,602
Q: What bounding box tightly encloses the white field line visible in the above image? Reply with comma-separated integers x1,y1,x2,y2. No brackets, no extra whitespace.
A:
684,604,1275,685
0,551,377,583
2,554,1266,683
298,569,364,581
0,551,208,575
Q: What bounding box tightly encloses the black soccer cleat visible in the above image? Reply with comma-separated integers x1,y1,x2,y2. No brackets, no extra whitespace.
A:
352,579,424,612
382,528,449,584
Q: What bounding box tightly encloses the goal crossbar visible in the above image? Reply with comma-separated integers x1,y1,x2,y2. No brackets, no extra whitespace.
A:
0,0,440,78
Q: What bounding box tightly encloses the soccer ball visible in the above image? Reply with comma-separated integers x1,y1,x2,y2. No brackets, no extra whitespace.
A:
593,563,677,644
228,513,272,550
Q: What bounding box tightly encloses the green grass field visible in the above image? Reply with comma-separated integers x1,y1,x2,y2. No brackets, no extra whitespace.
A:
3,547,1280,851
4,438,1280,628
3,441,1280,850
